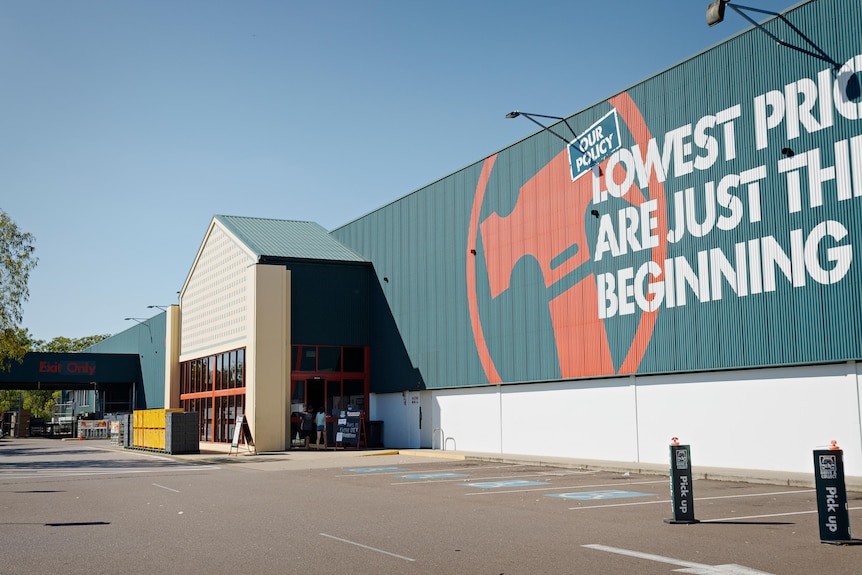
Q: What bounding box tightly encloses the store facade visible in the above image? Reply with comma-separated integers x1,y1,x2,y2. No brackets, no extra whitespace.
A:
113,0,862,478
161,216,373,452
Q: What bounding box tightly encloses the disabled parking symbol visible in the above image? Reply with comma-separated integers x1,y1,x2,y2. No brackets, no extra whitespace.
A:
462,480,549,489
399,473,470,480
546,490,654,500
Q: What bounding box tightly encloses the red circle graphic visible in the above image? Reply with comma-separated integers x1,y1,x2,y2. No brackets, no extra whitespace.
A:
467,92,668,382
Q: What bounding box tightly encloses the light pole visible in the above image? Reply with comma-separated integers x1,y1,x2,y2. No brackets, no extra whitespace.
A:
124,317,153,343
705,1,838,68
505,110,576,146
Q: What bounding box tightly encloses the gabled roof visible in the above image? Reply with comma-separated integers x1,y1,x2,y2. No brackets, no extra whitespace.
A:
215,215,366,263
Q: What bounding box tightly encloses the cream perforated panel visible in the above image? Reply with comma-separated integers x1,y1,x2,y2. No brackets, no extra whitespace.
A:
181,225,253,357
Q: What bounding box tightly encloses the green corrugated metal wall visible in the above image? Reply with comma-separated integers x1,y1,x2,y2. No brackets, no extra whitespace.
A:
334,0,862,390
287,261,371,345
86,313,166,409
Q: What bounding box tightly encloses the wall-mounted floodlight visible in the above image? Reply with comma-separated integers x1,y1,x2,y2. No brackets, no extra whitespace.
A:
705,1,838,68
147,305,170,311
505,110,577,147
706,0,727,26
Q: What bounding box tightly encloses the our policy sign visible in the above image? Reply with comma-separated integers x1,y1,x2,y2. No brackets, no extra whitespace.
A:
568,109,622,181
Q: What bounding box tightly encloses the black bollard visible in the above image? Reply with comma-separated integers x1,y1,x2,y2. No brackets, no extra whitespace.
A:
665,437,698,524
813,441,857,544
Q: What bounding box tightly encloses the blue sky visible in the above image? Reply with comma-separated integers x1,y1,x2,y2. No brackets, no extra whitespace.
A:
1,0,802,341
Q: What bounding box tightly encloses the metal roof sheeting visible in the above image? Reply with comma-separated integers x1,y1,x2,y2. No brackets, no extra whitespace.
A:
215,215,366,263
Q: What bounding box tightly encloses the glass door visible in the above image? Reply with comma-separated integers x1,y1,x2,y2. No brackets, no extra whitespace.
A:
306,377,325,413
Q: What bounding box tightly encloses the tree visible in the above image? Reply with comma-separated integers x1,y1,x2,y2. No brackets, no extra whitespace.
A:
0,210,37,372
41,334,111,353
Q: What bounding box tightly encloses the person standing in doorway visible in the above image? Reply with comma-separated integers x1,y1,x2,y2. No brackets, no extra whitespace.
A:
300,406,314,449
315,406,326,449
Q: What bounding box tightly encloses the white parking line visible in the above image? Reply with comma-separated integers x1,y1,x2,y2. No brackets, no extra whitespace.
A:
570,499,670,510
152,483,181,492
320,533,415,562
0,466,218,480
390,478,470,485
465,479,668,496
568,489,815,511
336,463,535,478
702,506,862,522
390,469,598,486
583,544,774,574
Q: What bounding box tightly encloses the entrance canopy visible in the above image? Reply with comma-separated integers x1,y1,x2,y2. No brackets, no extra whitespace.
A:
0,352,142,391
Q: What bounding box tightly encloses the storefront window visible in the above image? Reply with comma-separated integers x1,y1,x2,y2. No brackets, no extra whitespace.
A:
290,344,369,446
343,379,364,411
300,347,317,371
228,350,236,389
180,346,246,443
291,381,305,416
236,349,244,387
317,346,341,372
215,354,223,391
326,382,342,416
343,347,364,372
214,394,244,443
203,357,211,392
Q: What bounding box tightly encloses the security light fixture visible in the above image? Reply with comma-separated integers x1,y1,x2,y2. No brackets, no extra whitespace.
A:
505,110,577,146
147,305,170,311
706,0,726,26
705,1,838,68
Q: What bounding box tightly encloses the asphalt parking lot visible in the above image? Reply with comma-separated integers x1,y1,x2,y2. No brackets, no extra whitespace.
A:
1,437,861,574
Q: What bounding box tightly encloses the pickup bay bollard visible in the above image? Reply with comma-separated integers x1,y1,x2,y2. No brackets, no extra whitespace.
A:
665,437,698,524
813,441,858,544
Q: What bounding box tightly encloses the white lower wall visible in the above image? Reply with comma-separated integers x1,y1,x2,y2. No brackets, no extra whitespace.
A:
634,363,860,474
376,391,422,449
501,379,639,461
372,361,862,477
435,386,502,453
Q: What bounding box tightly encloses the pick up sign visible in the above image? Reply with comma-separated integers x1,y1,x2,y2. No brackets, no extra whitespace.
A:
568,109,621,181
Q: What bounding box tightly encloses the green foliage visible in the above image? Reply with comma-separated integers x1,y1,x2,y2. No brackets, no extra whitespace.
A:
0,389,21,414
0,210,37,372
0,389,59,419
0,328,27,373
40,334,111,353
